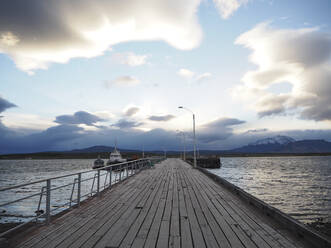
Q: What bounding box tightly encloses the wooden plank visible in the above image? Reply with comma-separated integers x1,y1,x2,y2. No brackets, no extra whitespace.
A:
22,169,154,248
17,159,312,248
177,166,193,248
197,175,269,248
20,169,143,248
66,170,164,248
183,169,245,248
180,167,232,248
169,167,180,248
55,170,159,248
155,164,174,248
190,165,301,248
181,173,206,248
142,169,171,248
112,167,168,247
126,171,170,248
142,196,167,248
181,167,227,248
103,186,161,247
84,169,165,248
130,171,170,248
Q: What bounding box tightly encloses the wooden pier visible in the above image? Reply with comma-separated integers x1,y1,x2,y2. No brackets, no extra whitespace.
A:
14,159,328,248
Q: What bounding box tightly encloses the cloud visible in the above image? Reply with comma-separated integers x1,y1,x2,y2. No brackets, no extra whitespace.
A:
125,107,140,116
213,0,248,19
244,128,268,134
177,69,212,82
234,23,331,121
0,0,203,74
106,76,140,87
0,96,17,113
112,52,148,66
196,72,212,82
112,119,143,129
149,114,175,121
0,32,19,46
55,111,105,126
30,124,84,145
177,68,195,79
2,113,331,154
198,117,245,143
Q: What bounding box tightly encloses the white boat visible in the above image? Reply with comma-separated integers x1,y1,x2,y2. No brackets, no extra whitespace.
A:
106,145,127,165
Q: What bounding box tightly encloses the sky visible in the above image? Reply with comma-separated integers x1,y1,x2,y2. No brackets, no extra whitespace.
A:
0,0,331,154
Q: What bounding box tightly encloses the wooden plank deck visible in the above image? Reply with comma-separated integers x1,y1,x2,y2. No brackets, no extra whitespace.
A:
16,158,312,248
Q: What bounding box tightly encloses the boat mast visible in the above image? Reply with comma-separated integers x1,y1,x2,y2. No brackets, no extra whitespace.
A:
114,138,118,152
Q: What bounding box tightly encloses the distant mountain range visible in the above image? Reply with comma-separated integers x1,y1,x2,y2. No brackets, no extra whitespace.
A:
249,135,295,146
227,135,331,154
67,135,331,155
1,136,330,159
68,146,138,153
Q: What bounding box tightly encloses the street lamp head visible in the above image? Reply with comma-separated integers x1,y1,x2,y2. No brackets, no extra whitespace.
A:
178,106,183,109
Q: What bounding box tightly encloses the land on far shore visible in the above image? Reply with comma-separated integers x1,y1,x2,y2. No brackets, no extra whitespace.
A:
0,151,330,160
1,136,331,159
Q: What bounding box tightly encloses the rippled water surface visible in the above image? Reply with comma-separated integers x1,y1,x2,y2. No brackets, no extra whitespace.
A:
0,159,124,223
0,157,330,225
210,156,331,223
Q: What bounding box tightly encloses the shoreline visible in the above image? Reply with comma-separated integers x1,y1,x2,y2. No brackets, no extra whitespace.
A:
1,152,331,160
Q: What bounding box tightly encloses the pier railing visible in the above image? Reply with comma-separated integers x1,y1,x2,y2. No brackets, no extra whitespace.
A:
0,157,162,238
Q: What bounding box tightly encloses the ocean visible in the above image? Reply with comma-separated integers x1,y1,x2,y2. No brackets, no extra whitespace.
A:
0,156,330,225
0,159,122,223
209,156,331,224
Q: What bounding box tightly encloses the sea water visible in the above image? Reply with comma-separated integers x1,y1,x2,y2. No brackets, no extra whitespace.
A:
209,156,331,224
0,157,330,224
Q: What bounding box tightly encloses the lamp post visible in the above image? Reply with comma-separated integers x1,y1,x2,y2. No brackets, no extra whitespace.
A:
176,130,186,161
178,106,197,168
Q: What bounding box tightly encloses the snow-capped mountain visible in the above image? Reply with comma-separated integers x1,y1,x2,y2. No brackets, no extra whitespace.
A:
249,135,295,146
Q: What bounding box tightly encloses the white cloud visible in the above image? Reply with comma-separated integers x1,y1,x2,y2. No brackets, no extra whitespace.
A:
234,22,331,121
177,69,212,82
112,52,148,66
213,0,248,19
2,113,55,131
94,110,115,120
0,32,19,47
177,68,195,79
106,76,140,87
196,72,212,82
0,0,203,74
124,106,140,116
149,114,175,121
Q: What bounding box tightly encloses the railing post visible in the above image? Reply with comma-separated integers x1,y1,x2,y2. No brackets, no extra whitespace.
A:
77,173,81,208
97,169,100,197
46,179,51,225
119,164,122,181
126,163,128,178
109,167,112,188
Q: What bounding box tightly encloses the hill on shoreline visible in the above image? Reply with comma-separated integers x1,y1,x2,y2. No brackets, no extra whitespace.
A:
0,136,331,159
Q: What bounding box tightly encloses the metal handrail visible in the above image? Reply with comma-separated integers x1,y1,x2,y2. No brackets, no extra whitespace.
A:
0,157,160,238
0,158,147,192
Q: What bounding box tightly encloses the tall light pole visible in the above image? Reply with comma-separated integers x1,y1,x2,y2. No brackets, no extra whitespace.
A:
178,106,197,168
176,130,186,161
